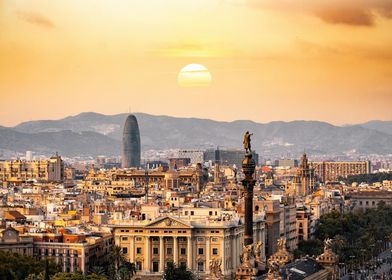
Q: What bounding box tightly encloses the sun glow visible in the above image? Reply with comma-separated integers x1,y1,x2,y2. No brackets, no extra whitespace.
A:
177,64,212,87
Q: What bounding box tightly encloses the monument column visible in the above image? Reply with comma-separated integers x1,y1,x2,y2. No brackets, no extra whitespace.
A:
236,131,260,280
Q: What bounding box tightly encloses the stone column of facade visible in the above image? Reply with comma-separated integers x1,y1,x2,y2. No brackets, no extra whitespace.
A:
187,236,192,269
159,236,165,272
232,235,237,269
221,237,226,274
173,236,178,264
206,237,210,274
70,249,74,272
130,236,135,263
145,237,150,272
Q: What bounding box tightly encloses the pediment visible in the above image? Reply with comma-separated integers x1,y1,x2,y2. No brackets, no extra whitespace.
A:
145,216,192,229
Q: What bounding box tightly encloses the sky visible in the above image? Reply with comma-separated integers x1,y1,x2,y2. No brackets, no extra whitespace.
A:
0,0,391,126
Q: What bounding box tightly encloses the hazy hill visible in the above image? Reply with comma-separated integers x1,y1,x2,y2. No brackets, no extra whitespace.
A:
1,112,390,157
359,120,392,136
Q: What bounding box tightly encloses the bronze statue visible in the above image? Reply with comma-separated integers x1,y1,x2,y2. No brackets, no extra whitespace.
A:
277,238,286,251
242,244,253,264
254,241,263,262
243,131,253,153
323,238,333,251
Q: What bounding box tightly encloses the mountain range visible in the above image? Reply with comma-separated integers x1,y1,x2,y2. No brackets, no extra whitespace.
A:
0,112,391,157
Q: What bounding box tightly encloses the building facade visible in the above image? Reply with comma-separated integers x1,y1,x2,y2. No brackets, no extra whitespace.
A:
113,215,265,279
312,161,371,182
0,155,64,184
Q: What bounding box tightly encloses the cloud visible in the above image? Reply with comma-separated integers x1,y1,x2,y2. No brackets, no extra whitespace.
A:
246,0,392,26
15,10,55,28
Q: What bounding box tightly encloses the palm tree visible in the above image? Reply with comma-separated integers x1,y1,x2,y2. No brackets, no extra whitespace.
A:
108,246,126,280
89,266,106,277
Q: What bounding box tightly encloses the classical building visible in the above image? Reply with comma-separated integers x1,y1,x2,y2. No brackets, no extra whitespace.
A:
113,215,265,279
0,154,64,184
122,114,141,168
312,161,371,182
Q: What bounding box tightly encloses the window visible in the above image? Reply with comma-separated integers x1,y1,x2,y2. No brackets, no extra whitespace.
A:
191,211,194,216
136,261,142,271
372,201,375,206
185,211,188,215
122,237,128,241
122,247,128,254
198,248,204,255
209,211,213,216
167,248,173,255
136,247,142,254
366,201,369,205
213,248,218,255
198,262,204,271
153,248,159,255
180,248,186,255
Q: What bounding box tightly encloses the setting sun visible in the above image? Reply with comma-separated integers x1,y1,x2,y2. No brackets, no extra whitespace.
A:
177,64,212,88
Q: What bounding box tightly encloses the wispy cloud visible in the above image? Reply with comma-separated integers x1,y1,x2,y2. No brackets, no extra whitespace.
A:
15,10,55,28
246,0,392,26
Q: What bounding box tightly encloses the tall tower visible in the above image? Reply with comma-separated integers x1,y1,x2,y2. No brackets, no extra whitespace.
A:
122,114,141,168
294,153,315,196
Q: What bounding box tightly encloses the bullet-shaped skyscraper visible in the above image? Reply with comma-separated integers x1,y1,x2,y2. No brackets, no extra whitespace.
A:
122,114,141,168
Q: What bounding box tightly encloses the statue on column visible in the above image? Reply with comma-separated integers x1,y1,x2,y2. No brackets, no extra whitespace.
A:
266,259,282,280
254,241,263,263
243,131,253,154
242,244,253,265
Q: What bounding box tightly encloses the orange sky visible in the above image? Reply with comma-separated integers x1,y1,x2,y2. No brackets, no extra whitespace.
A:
0,0,391,126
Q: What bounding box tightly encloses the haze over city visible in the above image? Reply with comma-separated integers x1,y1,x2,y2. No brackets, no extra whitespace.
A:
1,2,392,280
1,0,392,126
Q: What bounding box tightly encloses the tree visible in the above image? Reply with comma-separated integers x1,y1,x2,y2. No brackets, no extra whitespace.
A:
89,267,106,277
50,272,108,280
107,245,127,280
0,251,60,280
163,262,195,280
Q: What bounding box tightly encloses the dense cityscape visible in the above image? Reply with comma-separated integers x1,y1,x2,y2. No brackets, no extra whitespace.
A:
0,114,391,280
1,1,392,279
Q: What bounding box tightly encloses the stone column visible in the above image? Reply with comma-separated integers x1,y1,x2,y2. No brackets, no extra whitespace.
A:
187,236,192,269
206,237,210,274
173,236,178,264
130,236,135,263
159,236,164,272
221,237,225,275
145,237,150,272
232,235,237,269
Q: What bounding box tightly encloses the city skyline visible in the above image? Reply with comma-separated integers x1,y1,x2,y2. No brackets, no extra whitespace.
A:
1,0,392,126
